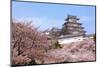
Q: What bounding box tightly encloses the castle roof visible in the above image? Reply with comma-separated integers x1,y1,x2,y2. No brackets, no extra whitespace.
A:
65,15,80,21
58,34,83,39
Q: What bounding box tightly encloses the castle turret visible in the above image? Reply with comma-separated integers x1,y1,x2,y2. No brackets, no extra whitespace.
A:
62,15,86,36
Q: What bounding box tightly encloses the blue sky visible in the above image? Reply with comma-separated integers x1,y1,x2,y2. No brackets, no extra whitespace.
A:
12,1,96,34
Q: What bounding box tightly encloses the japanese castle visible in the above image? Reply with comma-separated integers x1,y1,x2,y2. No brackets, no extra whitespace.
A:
44,15,93,44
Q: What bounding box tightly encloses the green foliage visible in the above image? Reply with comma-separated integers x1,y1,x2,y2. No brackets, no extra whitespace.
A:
53,40,62,49
93,34,96,42
29,59,37,65
49,39,62,49
52,40,62,49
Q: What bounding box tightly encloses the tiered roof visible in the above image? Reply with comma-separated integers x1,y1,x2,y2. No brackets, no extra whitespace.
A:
62,15,86,36
65,15,80,21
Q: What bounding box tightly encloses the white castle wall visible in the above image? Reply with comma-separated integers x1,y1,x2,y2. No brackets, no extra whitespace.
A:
58,36,83,44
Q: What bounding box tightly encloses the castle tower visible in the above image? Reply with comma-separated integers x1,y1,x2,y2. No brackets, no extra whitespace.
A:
61,15,86,36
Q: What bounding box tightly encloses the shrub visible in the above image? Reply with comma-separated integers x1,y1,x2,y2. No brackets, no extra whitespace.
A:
93,34,96,42
48,38,62,49
53,40,62,49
